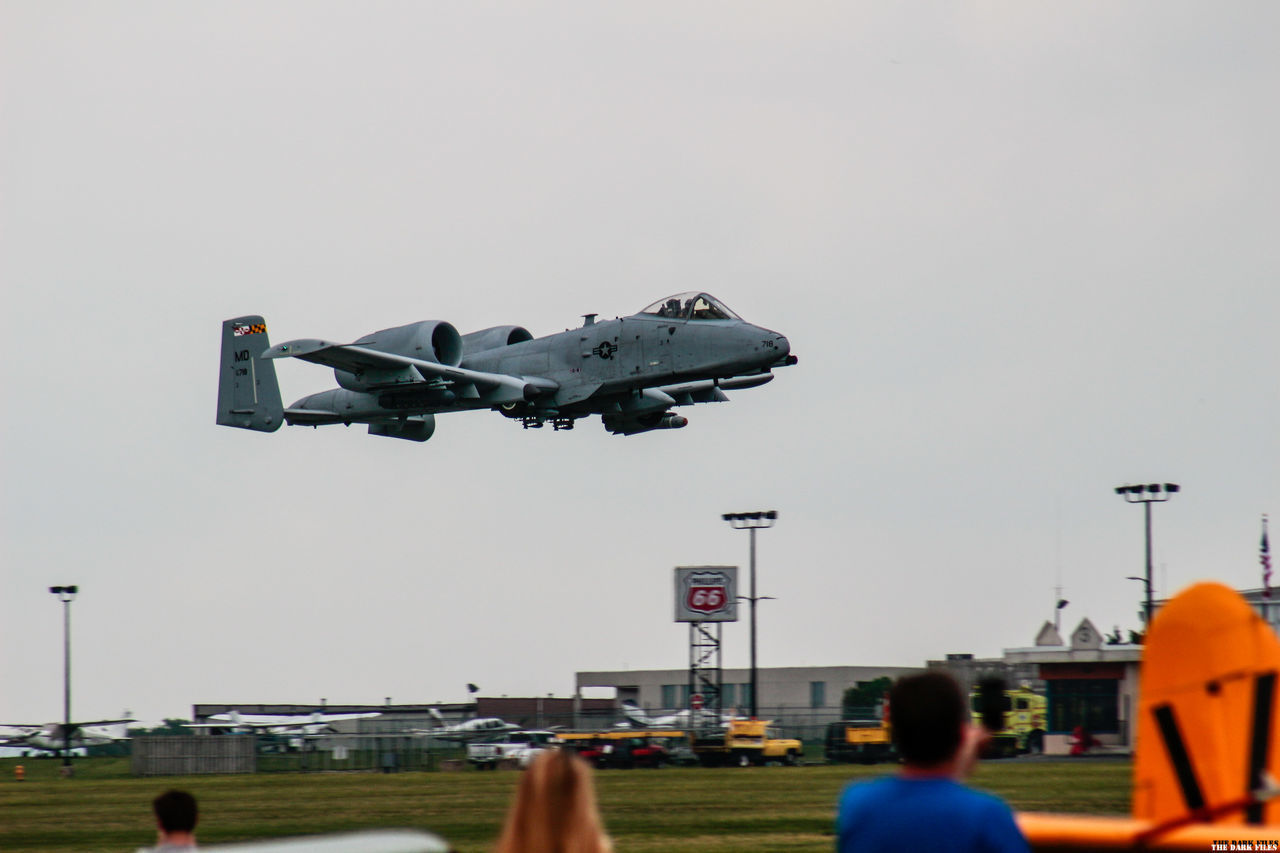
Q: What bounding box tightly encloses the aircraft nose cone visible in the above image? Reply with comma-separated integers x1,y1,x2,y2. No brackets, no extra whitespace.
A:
775,335,790,358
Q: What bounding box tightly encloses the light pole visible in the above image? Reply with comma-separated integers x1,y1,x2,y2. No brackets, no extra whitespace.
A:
1114,484,1179,627
721,511,777,718
49,585,78,771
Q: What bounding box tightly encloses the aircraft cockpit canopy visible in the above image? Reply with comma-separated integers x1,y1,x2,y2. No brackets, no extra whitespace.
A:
638,292,742,321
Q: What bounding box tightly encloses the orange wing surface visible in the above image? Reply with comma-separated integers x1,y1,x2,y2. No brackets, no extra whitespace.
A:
1018,813,1280,851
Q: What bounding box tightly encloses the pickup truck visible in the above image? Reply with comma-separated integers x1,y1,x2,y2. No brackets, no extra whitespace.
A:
466,730,559,769
691,719,802,767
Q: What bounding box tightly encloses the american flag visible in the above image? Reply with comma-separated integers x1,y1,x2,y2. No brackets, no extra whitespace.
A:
1262,515,1272,599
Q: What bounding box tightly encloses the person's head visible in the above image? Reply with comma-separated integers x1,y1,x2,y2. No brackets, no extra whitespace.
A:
493,749,610,853
889,672,967,768
153,789,198,836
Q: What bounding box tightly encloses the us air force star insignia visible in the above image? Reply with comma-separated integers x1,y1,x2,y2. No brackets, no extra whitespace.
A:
593,341,616,360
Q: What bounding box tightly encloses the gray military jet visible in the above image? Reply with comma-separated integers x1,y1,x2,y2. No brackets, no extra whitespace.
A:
217,292,794,442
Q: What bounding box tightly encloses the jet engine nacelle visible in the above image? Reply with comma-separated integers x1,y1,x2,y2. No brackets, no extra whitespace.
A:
460,325,534,357
356,320,463,365
336,320,463,391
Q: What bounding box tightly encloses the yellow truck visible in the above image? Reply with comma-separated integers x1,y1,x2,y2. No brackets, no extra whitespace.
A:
690,719,802,767
824,719,894,764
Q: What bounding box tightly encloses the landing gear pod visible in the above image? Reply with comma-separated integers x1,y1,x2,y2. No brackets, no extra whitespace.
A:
368,416,436,442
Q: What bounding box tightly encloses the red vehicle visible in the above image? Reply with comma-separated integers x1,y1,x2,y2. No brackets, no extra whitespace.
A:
563,734,671,769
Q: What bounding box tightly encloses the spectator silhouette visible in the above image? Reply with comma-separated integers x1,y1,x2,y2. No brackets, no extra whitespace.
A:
836,672,1028,852
493,749,612,853
144,789,198,851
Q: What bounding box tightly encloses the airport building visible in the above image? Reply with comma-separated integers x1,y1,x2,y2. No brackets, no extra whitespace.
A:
1002,617,1142,756
1242,587,1280,633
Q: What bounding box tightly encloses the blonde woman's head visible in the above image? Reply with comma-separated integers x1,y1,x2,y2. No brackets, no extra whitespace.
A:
493,749,612,853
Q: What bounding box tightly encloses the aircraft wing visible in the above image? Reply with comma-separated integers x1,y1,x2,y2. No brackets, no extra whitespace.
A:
407,728,493,741
190,712,379,730
320,713,380,722
0,726,41,744
262,339,557,402
221,712,380,724
186,719,304,730
407,728,469,740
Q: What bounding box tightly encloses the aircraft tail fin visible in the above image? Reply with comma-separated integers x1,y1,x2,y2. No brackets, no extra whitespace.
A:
217,316,284,432
620,700,656,727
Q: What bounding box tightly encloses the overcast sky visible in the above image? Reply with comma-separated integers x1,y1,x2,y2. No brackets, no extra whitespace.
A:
3,2,1278,725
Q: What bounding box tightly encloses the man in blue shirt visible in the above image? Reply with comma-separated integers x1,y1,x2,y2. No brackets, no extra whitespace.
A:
836,672,1028,853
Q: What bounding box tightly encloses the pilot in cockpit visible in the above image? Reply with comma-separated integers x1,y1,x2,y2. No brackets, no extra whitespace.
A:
690,297,716,320
641,292,741,322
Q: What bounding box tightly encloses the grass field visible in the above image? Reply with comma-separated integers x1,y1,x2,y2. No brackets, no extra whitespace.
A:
0,757,1130,852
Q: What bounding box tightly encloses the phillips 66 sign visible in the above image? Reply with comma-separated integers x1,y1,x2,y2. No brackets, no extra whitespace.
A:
674,566,739,622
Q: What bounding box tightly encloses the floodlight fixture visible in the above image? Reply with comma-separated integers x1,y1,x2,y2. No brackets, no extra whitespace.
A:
1114,482,1181,626
48,585,78,770
721,510,778,717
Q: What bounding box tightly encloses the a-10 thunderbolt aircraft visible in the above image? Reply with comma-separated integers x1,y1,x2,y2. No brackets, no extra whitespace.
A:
217,292,795,442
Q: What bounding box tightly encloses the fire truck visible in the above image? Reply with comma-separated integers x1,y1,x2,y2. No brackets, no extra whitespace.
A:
970,685,1047,757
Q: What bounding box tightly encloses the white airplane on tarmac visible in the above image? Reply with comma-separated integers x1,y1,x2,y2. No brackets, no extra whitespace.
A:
187,710,380,735
408,709,521,740
0,718,134,752
618,700,739,729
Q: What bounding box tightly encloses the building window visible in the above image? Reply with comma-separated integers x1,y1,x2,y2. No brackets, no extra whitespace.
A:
661,684,677,710
1046,679,1119,734
810,681,827,709
722,683,736,708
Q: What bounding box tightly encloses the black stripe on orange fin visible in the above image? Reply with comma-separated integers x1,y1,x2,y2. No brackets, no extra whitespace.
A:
1247,671,1276,824
1153,703,1206,811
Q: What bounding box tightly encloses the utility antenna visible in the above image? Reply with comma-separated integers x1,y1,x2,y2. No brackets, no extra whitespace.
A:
1053,496,1067,633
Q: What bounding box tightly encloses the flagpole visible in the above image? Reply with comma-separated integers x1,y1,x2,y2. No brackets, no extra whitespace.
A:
1262,514,1272,629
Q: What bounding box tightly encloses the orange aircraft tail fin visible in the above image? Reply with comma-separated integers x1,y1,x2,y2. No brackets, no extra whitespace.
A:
1135,582,1280,828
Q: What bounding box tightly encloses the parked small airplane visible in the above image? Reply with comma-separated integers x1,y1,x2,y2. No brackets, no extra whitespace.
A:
0,718,133,752
217,292,795,442
408,712,521,740
619,700,737,729
187,711,380,735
